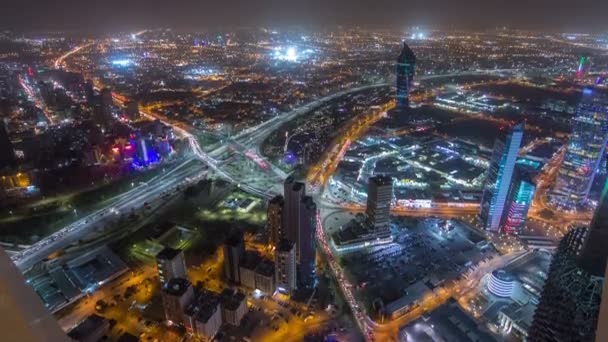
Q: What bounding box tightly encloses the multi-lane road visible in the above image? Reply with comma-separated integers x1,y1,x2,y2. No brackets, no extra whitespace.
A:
12,160,206,271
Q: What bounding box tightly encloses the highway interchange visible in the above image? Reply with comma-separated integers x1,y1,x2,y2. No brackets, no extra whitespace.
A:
11,40,594,341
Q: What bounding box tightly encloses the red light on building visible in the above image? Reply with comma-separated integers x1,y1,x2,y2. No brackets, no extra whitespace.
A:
125,145,133,150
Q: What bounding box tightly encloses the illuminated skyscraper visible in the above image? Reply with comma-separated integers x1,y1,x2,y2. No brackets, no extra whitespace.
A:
283,176,305,245
0,122,15,169
529,161,608,341
281,177,316,288
501,168,535,235
267,195,284,246
480,123,524,232
551,88,608,208
576,55,592,79
396,42,416,110
298,195,317,288
366,175,393,230
275,239,296,294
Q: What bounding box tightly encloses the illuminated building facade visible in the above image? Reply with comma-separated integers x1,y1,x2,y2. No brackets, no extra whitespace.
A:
275,239,296,294
551,88,608,208
156,247,187,286
282,177,316,288
298,196,317,288
267,195,284,246
529,169,608,341
396,42,416,110
501,168,535,235
366,175,393,230
480,123,524,232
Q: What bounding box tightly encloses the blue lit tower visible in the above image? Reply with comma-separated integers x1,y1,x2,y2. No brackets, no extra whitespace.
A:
500,167,535,235
528,162,608,341
551,87,608,208
396,42,416,110
479,123,524,232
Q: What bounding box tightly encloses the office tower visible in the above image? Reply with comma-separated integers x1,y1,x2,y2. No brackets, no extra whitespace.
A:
124,100,140,120
83,80,95,105
100,87,113,108
551,88,608,208
298,196,317,288
275,239,297,294
0,122,15,169
500,168,535,235
161,278,194,326
156,247,187,285
479,123,524,232
223,232,244,284
396,42,416,110
528,169,608,341
366,175,393,230
267,195,284,246
576,55,592,79
0,97,10,117
0,247,70,341
283,176,306,245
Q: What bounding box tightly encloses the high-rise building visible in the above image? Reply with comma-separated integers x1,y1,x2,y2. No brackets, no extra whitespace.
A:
500,167,535,235
156,247,187,285
223,232,244,284
528,167,608,341
124,100,140,121
479,123,524,232
298,196,317,288
283,176,305,244
0,122,15,169
275,239,297,294
551,88,608,208
83,80,95,105
281,178,317,288
161,278,194,326
100,87,113,108
396,42,416,110
0,247,69,341
267,195,284,246
366,175,393,230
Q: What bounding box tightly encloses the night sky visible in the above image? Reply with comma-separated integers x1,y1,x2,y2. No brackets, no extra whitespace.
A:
1,0,607,31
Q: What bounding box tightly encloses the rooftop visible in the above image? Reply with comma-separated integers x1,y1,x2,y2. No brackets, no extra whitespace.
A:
67,314,108,340
162,278,191,297
156,246,182,261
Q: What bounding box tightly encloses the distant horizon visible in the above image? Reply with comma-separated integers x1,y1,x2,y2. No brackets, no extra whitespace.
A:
1,0,607,32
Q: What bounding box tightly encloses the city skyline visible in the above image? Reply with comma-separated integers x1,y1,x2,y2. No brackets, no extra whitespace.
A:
0,22,607,342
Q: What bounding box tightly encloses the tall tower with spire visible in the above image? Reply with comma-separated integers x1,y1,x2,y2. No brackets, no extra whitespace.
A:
396,42,416,110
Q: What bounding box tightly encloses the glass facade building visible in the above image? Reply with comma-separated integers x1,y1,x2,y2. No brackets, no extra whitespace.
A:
501,168,535,235
551,88,608,208
396,42,416,110
480,123,525,232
